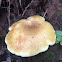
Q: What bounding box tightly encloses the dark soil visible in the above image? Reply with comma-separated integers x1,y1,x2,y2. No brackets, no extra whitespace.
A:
0,0,62,62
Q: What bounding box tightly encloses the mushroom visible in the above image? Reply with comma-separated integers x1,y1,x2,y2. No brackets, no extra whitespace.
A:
5,15,56,57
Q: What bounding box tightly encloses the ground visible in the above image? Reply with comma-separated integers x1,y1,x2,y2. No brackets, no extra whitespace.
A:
0,0,62,62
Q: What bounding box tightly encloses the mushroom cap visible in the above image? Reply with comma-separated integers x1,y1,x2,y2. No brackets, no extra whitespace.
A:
5,15,56,57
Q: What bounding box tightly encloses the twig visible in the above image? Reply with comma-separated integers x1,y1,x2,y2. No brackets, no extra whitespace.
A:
43,9,48,18
10,13,16,21
56,21,61,30
19,0,33,17
7,0,10,27
19,0,21,6
1,6,8,9
15,0,19,16
50,10,56,17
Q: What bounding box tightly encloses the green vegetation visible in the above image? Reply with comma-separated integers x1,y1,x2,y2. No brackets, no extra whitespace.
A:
55,30,62,45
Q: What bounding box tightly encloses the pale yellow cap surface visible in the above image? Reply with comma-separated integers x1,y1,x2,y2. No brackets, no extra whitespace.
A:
5,15,56,57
